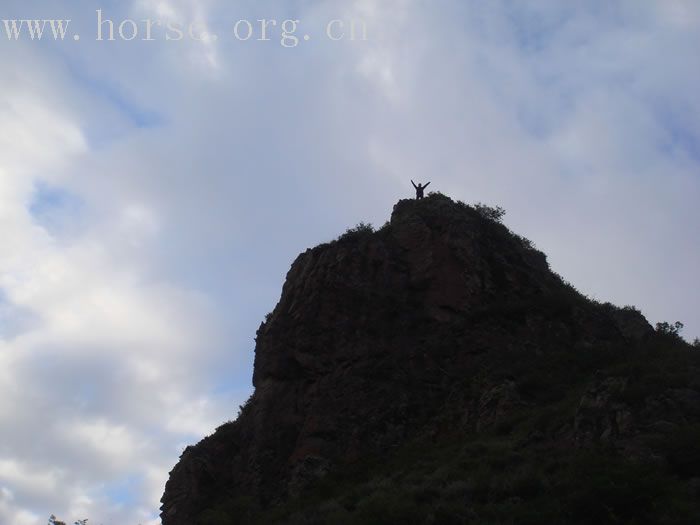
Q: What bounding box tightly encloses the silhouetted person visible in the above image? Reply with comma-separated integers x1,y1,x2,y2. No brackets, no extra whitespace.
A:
411,180,431,199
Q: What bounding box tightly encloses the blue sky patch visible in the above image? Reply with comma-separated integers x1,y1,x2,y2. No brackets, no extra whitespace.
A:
62,54,166,130
28,180,85,235
103,474,142,507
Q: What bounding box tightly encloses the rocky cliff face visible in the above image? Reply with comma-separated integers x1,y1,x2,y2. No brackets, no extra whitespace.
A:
161,195,700,524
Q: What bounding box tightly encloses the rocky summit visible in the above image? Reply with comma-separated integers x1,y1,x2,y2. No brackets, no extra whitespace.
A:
161,194,700,524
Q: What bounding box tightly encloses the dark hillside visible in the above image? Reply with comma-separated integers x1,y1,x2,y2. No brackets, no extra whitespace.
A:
161,194,700,524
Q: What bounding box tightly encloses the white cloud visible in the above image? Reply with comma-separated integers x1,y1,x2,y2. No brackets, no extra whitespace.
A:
1,7,242,522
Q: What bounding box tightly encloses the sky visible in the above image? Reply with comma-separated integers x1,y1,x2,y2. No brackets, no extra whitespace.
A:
0,0,699,523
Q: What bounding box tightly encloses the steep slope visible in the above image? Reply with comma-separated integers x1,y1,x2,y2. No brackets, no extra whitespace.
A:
161,194,700,524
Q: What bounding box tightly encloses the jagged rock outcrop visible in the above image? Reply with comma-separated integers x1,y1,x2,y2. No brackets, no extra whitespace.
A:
161,195,699,524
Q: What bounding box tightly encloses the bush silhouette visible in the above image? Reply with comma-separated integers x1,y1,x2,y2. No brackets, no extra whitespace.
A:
337,222,374,242
473,203,506,223
655,321,684,339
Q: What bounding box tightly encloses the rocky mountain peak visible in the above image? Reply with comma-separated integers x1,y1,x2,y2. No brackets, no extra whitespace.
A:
161,194,699,525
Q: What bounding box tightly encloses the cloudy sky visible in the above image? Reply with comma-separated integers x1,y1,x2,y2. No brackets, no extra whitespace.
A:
1,0,699,523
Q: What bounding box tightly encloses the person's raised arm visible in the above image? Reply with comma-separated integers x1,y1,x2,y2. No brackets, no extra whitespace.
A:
424,181,431,188
411,180,418,189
